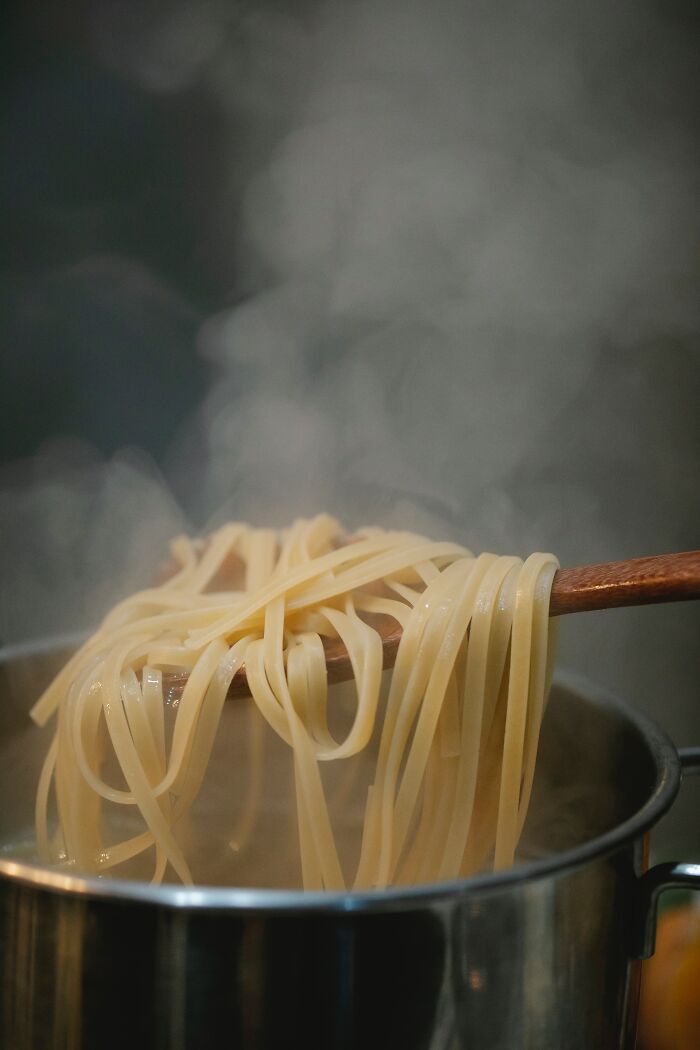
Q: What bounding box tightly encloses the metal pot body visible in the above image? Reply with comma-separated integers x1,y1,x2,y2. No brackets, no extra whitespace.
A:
0,846,643,1050
0,648,696,1050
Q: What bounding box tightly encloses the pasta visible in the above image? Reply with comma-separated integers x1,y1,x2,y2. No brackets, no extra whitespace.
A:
30,515,558,890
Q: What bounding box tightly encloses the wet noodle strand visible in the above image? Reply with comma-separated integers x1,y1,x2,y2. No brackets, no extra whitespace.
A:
31,515,558,889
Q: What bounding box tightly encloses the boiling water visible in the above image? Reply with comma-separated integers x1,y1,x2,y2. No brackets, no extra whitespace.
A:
0,682,382,888
0,656,631,889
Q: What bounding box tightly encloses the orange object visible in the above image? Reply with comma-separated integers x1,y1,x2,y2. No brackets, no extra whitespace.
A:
638,904,700,1050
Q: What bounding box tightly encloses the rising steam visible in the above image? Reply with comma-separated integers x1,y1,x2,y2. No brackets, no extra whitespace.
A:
1,0,698,752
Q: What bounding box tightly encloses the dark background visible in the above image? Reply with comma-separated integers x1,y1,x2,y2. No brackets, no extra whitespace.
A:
1,0,220,463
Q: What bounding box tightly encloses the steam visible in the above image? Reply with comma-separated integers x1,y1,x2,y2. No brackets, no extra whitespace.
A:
1,0,698,758
181,0,699,559
0,444,186,645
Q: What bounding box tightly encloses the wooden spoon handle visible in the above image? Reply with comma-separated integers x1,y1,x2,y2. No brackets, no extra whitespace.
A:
549,551,700,616
327,552,700,685
164,550,700,701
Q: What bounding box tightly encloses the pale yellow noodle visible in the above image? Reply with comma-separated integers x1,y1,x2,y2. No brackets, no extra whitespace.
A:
30,515,557,891
494,553,555,870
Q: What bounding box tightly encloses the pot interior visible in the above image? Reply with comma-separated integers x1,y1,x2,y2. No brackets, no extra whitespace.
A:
0,641,665,889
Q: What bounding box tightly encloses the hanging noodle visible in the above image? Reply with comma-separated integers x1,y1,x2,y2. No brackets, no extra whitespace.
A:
30,515,558,890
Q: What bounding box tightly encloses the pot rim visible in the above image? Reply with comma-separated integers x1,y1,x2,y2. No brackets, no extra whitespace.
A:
0,655,681,913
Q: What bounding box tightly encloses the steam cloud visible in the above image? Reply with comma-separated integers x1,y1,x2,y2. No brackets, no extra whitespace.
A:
184,0,699,551
1,0,698,749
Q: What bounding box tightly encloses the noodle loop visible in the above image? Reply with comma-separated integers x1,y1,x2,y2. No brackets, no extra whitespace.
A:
31,516,557,889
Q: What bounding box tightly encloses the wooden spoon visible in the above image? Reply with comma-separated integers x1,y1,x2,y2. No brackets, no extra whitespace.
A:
163,550,700,701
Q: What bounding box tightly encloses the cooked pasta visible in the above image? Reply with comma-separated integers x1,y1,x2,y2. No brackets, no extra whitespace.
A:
30,515,558,890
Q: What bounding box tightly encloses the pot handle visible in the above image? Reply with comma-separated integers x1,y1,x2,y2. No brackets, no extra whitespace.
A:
634,746,700,959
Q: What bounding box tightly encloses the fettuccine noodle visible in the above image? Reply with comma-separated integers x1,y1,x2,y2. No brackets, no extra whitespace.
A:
31,514,558,890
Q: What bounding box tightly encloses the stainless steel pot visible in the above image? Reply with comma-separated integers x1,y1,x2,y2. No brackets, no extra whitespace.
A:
0,643,697,1050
